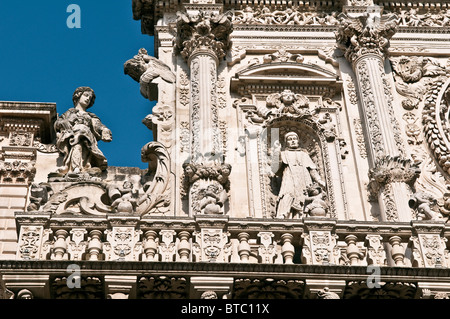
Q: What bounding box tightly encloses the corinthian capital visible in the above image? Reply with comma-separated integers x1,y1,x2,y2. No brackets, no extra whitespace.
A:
367,155,420,201
176,11,233,63
335,10,398,64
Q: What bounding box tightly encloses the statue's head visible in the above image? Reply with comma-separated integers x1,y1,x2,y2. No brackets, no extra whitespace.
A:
72,86,96,109
124,50,148,82
183,163,197,176
284,131,299,149
220,163,232,176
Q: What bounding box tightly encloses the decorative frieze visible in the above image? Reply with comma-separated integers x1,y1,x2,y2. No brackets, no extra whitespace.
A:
0,160,36,184
232,6,340,26
301,230,340,265
257,232,277,264
366,234,387,266
17,226,46,260
138,276,188,299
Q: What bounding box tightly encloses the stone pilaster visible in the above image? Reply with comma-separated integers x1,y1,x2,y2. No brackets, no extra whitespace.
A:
176,10,232,162
336,8,416,222
176,10,234,217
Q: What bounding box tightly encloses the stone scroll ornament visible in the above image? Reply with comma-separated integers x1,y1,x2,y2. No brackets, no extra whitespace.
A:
54,86,112,176
390,56,448,109
124,48,176,100
135,141,171,216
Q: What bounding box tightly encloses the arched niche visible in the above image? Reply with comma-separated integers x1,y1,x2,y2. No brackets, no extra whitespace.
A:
231,60,345,220
259,116,336,219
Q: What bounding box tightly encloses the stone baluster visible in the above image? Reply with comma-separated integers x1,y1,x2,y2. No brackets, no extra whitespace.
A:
143,230,158,261
177,231,191,262
389,236,405,266
336,8,419,222
87,230,103,261
345,235,361,266
281,233,295,264
237,232,251,263
52,230,68,260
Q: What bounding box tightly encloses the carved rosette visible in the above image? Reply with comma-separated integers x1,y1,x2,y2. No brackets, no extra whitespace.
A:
343,281,419,299
138,276,187,299
52,276,103,299
233,278,305,299
335,11,398,65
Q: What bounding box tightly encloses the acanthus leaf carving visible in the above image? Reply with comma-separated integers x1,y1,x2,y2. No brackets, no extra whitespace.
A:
175,11,233,62
336,10,398,64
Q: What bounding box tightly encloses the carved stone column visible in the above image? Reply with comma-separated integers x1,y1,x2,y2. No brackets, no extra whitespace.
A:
176,10,232,162
336,8,417,221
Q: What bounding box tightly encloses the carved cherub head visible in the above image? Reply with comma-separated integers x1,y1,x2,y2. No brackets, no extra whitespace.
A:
280,90,296,105
72,86,96,109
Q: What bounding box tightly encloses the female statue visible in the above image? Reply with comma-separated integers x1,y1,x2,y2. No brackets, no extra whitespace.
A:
54,87,112,174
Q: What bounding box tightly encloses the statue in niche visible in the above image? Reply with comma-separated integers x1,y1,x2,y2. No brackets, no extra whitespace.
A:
273,131,326,219
54,87,112,175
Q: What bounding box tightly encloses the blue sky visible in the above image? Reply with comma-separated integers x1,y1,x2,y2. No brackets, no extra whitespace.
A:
0,1,156,169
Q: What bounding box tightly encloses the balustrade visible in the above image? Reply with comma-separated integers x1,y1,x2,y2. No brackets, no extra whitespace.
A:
15,218,450,268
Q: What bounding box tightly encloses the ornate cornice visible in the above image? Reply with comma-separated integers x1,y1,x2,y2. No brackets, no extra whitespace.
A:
2,260,450,281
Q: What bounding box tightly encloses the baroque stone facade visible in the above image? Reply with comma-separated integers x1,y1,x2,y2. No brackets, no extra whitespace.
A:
2,0,450,300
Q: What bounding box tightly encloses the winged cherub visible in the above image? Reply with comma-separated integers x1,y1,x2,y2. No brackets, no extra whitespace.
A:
124,48,176,100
